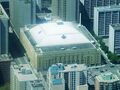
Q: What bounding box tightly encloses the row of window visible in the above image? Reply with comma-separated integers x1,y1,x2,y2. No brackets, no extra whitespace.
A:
40,54,96,70
98,11,120,36
84,0,120,18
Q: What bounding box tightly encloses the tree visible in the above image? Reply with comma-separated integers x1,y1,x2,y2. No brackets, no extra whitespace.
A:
0,83,10,90
107,51,119,64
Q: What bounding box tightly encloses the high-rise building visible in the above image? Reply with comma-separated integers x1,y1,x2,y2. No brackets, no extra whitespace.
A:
0,4,9,54
94,5,120,37
10,63,45,90
9,0,36,37
80,0,120,19
60,64,88,90
48,63,65,90
95,72,120,90
109,24,120,55
20,21,101,71
48,63,88,90
52,0,79,22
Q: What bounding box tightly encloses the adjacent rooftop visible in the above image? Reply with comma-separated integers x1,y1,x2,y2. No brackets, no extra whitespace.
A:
12,64,37,81
88,64,120,85
96,72,119,82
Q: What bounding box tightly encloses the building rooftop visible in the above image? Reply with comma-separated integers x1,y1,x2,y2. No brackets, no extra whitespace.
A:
48,63,65,85
30,80,43,87
110,24,120,30
96,72,119,82
62,64,87,72
22,22,95,53
88,64,120,85
12,64,37,81
0,54,12,62
24,21,90,47
95,5,120,12
49,63,87,74
49,63,64,75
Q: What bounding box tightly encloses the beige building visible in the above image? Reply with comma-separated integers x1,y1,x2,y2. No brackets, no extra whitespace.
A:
95,72,120,90
20,21,101,71
10,63,44,90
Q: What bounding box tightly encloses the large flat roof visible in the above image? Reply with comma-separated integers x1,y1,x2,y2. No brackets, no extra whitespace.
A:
62,64,87,72
25,22,90,47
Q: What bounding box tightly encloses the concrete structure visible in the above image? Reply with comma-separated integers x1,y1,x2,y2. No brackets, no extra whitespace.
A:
109,24,120,55
0,4,9,54
10,63,45,90
80,0,120,19
52,0,79,22
48,63,65,90
94,5,120,37
20,21,101,71
95,72,120,90
9,0,36,37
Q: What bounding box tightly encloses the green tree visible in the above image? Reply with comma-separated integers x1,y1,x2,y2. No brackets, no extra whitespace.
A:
0,83,10,90
107,51,119,63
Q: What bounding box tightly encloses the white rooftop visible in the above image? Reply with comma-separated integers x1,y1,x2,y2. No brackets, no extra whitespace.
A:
12,64,37,81
61,64,87,72
28,22,90,47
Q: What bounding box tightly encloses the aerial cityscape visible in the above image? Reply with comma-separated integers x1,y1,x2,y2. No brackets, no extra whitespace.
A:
0,0,120,90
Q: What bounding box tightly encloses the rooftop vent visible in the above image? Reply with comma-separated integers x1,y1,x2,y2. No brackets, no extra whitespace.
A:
71,64,77,68
56,20,64,25
21,68,32,75
61,34,66,39
61,48,65,50
72,47,77,49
